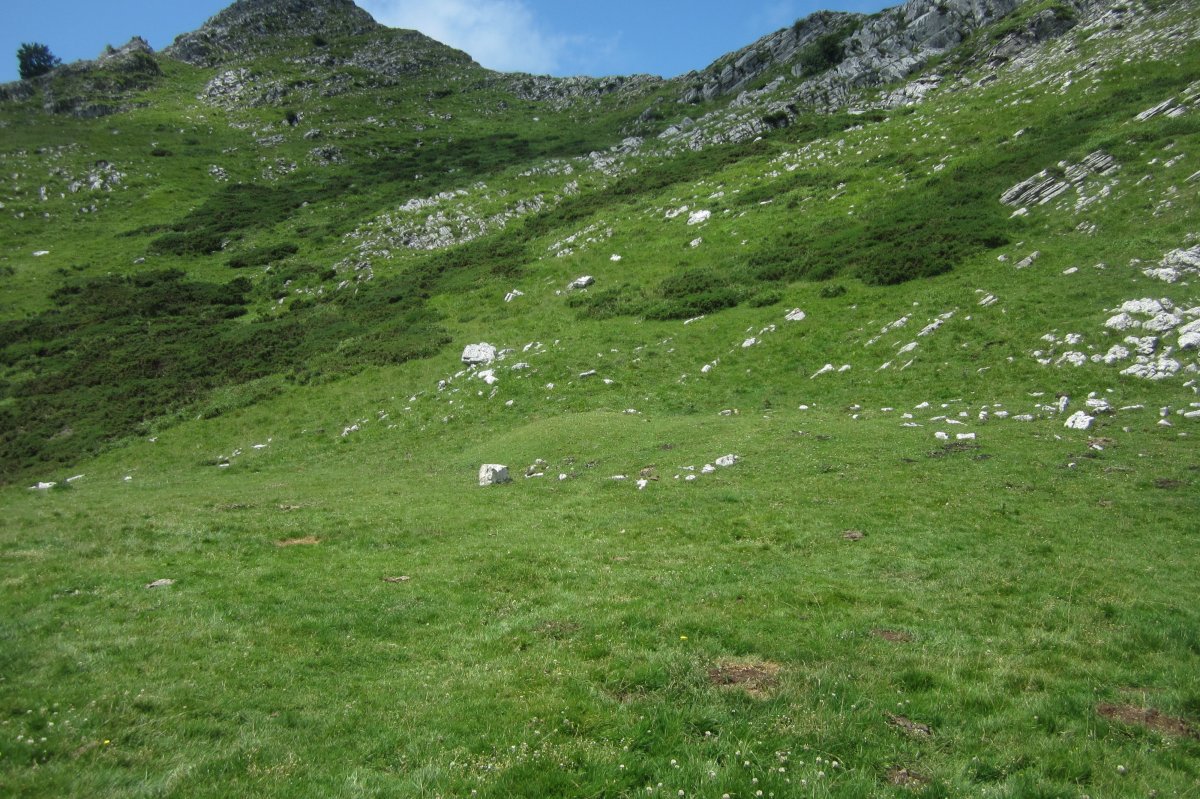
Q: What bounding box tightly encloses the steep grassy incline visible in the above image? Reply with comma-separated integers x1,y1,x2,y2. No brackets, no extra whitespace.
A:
0,0,1198,796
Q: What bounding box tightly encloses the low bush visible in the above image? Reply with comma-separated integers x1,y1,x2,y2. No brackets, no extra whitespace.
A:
227,242,299,269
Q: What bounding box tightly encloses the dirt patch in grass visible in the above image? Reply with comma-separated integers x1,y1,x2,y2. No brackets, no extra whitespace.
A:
887,713,932,737
872,628,913,643
1153,478,1185,489
1097,703,1197,738
535,619,581,639
382,575,411,583
276,536,320,547
887,766,929,788
927,441,980,458
842,529,865,541
707,659,782,697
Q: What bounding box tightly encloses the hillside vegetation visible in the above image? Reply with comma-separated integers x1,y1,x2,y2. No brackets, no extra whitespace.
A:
0,0,1197,796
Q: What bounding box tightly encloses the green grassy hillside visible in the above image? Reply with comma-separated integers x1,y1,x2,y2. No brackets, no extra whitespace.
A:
1,0,1198,796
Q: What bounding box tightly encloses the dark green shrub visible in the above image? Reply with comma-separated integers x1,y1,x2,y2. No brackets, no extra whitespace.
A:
151,185,307,256
748,289,782,307
645,268,745,320
227,242,299,269
567,285,647,319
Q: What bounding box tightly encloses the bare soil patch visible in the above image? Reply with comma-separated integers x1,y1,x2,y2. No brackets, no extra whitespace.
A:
887,713,932,737
1154,478,1185,489
707,659,781,697
382,575,411,583
872,628,914,643
887,767,929,788
535,620,581,639
927,441,980,458
1097,703,1196,738
842,529,865,541
276,536,320,547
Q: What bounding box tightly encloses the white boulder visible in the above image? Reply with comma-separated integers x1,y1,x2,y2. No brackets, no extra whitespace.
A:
1178,319,1200,350
462,343,497,365
568,275,595,290
478,464,511,486
1064,411,1094,430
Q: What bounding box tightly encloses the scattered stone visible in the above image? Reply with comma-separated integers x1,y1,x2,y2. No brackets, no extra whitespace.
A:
715,454,739,467
145,578,175,589
686,209,711,225
1016,251,1040,269
504,289,524,302
1105,312,1138,331
811,363,835,379
568,275,595,290
785,308,806,321
382,575,411,583
478,464,511,486
1143,245,1200,283
1121,357,1180,380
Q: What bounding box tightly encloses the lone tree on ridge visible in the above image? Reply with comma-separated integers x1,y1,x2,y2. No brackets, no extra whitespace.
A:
17,43,61,80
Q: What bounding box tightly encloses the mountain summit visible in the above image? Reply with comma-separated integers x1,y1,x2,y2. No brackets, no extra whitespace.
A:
165,0,381,66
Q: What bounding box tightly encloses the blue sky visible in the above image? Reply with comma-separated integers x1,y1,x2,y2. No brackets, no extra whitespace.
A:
3,0,893,83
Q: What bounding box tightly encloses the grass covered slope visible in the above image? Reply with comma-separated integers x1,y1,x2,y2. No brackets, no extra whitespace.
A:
1,0,1199,795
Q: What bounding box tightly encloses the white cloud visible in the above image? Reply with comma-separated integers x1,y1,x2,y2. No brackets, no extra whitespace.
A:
359,0,566,74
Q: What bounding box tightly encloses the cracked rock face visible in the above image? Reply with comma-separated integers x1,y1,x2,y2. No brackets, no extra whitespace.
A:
1001,151,1120,207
